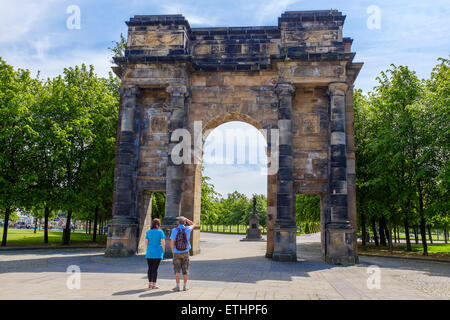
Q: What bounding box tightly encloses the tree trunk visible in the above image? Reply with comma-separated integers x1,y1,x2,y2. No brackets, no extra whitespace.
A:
383,218,390,245
93,205,98,242
427,226,433,244
34,218,38,233
1,207,11,247
417,181,428,256
371,217,379,246
388,219,393,254
44,206,50,244
403,215,412,251
99,210,104,237
62,210,72,245
379,217,387,246
445,226,448,244
413,226,419,244
361,211,367,247
393,225,397,243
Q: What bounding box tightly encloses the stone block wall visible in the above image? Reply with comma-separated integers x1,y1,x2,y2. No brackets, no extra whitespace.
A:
137,89,170,192
292,86,329,195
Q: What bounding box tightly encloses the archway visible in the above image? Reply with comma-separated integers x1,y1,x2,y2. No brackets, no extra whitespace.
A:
199,120,269,254
106,10,362,265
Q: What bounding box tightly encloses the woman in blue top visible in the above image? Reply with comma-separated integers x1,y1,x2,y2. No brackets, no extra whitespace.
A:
144,218,165,289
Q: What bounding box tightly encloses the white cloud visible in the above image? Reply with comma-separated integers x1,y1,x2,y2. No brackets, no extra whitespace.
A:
0,0,57,44
1,46,112,80
378,2,450,49
159,2,219,26
246,0,303,25
203,122,267,166
203,164,267,198
203,122,268,198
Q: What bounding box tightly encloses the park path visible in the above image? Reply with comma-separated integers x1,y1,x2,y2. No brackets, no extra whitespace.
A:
0,232,448,300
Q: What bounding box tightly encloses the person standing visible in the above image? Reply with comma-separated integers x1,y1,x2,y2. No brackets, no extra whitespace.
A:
144,218,165,289
170,216,194,291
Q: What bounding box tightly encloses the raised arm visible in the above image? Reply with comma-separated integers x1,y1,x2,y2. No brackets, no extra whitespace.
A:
185,218,194,227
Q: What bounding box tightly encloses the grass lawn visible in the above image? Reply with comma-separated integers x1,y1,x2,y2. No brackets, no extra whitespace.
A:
394,243,450,253
200,224,321,236
358,242,450,261
0,229,106,247
359,231,447,242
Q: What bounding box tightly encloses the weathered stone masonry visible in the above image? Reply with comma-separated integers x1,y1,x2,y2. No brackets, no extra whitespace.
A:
105,10,363,265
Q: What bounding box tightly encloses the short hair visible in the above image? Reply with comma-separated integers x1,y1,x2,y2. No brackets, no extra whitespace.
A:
151,218,161,229
177,216,186,225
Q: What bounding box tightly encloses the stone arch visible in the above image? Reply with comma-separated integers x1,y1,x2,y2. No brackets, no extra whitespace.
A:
183,113,274,256
202,112,265,137
106,10,362,265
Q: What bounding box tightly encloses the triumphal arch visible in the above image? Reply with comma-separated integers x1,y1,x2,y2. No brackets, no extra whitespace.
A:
105,10,363,265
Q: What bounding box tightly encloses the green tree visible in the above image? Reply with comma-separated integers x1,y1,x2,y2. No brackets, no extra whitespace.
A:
368,65,423,253
200,175,221,225
77,72,119,242
354,61,449,255
219,191,251,225
296,194,320,223
419,57,450,245
0,58,41,246
28,71,66,243
152,193,166,221
40,64,110,245
109,33,127,63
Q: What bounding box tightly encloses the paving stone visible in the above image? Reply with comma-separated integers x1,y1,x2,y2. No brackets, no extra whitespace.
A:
0,233,448,300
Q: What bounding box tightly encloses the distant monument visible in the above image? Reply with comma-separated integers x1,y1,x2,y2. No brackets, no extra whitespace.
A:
242,196,263,241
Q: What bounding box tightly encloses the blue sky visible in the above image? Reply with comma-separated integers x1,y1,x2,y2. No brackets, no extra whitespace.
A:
1,0,449,197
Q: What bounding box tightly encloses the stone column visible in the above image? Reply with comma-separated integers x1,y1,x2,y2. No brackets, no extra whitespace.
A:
182,162,202,255
272,82,297,262
137,191,153,254
345,84,358,257
265,128,277,259
265,171,277,258
325,82,357,265
161,84,188,258
105,86,141,257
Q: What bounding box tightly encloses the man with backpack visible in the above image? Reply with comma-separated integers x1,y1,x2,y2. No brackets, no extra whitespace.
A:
170,216,194,291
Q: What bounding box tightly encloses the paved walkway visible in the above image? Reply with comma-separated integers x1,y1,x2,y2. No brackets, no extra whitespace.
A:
0,232,448,300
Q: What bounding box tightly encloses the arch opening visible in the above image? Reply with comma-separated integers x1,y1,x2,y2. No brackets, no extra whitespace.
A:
197,120,271,254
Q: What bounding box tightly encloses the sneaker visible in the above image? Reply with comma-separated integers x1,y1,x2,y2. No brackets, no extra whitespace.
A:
172,287,181,291
183,287,189,291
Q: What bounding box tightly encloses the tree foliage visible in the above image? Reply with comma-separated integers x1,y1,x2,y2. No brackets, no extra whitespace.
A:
0,59,119,246
356,57,450,253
